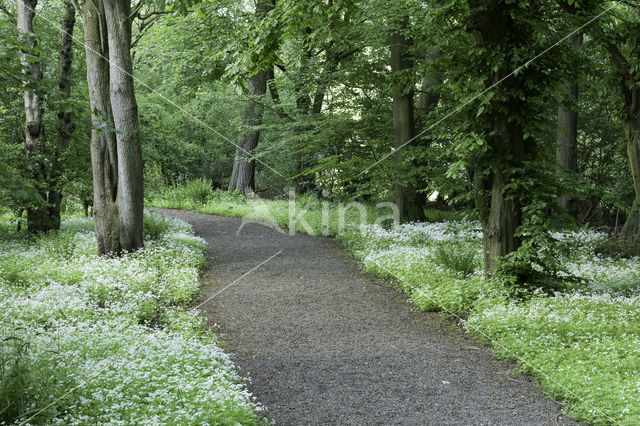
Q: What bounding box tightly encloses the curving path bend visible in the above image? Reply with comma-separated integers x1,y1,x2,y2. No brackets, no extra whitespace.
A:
159,209,577,425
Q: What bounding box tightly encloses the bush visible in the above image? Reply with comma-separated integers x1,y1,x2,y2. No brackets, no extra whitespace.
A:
183,178,213,206
143,211,173,240
432,242,479,277
592,235,640,259
0,214,261,424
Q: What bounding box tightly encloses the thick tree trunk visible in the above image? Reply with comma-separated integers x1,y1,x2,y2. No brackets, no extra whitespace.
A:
478,111,524,275
470,0,528,277
606,43,640,242
17,0,50,233
83,0,121,255
103,0,144,252
556,32,582,214
624,115,640,240
48,0,76,231
228,69,268,194
390,30,422,222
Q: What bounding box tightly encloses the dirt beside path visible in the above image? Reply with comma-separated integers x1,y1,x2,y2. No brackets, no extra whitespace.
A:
159,209,577,425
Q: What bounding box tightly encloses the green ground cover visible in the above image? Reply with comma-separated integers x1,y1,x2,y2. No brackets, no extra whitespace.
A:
0,210,262,425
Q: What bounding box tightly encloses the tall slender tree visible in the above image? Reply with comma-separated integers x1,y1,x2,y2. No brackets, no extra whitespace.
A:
103,0,144,250
81,0,120,254
229,0,274,195
390,20,420,222
17,0,49,232
555,24,583,214
48,0,77,230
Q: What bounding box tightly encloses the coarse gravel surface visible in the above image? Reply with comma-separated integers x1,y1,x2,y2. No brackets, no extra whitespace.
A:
159,209,579,425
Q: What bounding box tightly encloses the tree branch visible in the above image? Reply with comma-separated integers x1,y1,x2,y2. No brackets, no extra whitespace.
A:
606,41,629,74
266,67,290,120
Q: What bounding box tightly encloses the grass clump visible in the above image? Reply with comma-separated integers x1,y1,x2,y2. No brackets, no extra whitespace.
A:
432,241,479,277
183,178,214,206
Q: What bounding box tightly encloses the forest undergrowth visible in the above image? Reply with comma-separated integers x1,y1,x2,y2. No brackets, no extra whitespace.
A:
0,209,262,425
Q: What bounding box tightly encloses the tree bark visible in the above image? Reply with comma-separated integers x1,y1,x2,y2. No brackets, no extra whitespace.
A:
48,0,77,231
470,0,527,277
103,0,144,251
390,29,422,222
228,0,274,195
556,32,583,214
413,47,442,218
17,0,50,233
606,42,640,241
484,113,524,274
82,0,121,255
621,199,639,239
228,68,268,194
416,48,441,132
624,114,640,240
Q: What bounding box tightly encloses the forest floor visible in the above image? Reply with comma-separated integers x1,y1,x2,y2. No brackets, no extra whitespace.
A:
159,209,577,425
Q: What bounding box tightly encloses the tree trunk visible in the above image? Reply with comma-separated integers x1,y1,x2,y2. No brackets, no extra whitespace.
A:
606,43,640,242
390,30,421,222
621,199,639,240
17,0,50,233
556,32,583,214
413,47,441,218
228,0,273,195
291,26,314,193
416,48,441,132
478,111,524,275
103,0,144,252
83,0,121,255
624,115,640,240
470,0,528,277
48,0,76,231
228,69,268,194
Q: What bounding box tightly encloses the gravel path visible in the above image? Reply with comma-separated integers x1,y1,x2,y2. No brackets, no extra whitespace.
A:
160,209,577,425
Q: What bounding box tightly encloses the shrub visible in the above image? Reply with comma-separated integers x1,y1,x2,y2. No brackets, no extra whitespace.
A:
592,235,640,259
432,241,479,277
143,211,173,240
183,178,213,206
